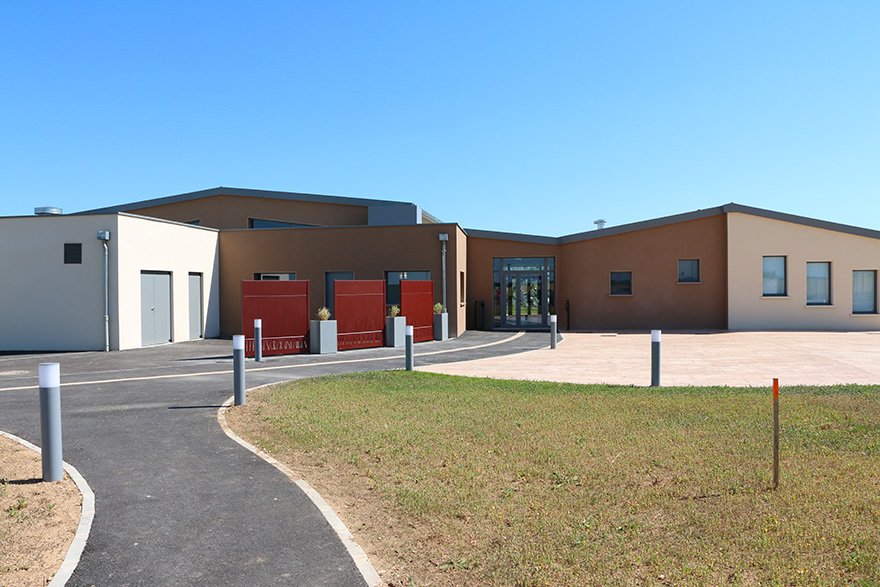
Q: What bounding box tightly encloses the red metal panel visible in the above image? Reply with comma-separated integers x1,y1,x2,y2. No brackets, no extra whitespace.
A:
242,280,310,356
400,280,434,342
335,280,386,350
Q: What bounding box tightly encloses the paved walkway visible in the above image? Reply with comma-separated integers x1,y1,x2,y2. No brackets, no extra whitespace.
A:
421,331,880,387
0,331,548,587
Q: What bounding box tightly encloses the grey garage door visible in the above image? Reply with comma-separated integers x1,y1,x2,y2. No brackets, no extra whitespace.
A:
141,271,172,346
188,273,203,340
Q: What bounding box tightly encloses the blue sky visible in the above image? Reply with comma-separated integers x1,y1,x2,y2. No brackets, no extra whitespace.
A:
2,2,878,236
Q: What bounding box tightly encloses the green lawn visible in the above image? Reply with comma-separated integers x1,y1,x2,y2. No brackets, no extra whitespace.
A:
227,372,880,586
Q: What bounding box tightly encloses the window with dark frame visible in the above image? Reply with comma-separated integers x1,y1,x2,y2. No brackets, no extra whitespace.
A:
249,218,318,229
610,271,632,295
806,262,831,305
64,243,82,264
677,259,700,283
385,270,431,305
852,270,877,314
762,256,787,296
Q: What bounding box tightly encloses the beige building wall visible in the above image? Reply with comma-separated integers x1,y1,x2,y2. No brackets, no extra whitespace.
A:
218,223,466,337
115,214,220,349
727,213,880,330
0,215,119,351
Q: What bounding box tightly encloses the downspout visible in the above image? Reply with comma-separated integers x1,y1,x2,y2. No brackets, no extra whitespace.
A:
439,233,449,312
103,240,109,352
97,230,111,351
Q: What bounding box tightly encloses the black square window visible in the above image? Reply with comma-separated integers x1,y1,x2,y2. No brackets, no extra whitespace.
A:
678,259,700,282
64,243,82,264
610,271,632,295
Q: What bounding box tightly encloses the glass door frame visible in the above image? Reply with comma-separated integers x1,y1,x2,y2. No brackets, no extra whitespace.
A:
493,257,555,330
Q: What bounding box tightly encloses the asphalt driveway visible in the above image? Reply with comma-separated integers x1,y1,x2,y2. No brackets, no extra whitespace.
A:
0,332,548,587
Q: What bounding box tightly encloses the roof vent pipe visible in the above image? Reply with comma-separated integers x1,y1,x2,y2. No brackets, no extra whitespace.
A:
593,219,607,230
35,206,63,216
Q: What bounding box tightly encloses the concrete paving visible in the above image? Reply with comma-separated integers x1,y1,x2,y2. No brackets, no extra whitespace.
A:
0,331,549,587
420,330,880,387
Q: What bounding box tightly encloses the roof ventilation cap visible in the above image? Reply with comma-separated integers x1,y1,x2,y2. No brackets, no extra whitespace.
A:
593,218,607,230
35,206,63,216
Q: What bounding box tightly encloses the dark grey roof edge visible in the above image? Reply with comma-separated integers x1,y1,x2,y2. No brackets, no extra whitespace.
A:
559,206,728,243
220,221,461,233
721,203,880,240
462,228,561,245
71,187,416,215
464,207,729,245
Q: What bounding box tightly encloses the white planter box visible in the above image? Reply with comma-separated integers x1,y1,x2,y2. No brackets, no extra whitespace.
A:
433,312,448,341
310,320,337,354
386,316,406,347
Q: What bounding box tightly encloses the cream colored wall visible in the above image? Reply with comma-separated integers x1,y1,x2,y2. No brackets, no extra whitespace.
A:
116,215,220,349
0,215,119,351
728,213,880,330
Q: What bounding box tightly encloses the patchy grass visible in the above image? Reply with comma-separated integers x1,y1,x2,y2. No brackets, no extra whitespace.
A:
225,372,880,586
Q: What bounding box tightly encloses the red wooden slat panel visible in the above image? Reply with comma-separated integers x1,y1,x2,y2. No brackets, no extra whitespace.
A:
335,280,386,350
400,280,434,342
242,280,310,356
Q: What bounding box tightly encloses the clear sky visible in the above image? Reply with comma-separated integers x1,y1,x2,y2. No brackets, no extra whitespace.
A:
2,2,878,236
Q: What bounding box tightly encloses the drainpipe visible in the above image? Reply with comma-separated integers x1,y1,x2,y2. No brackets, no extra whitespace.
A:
438,233,449,312
97,231,111,351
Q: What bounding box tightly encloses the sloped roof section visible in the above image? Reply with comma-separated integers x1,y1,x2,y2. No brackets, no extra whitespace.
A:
465,203,880,244
72,186,438,219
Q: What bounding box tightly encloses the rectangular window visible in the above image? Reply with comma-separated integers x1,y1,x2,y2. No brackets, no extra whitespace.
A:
853,270,877,314
806,262,831,305
64,243,82,264
249,218,317,229
325,271,354,313
610,271,632,295
677,259,700,283
460,271,466,302
254,272,296,281
385,270,431,305
762,256,786,296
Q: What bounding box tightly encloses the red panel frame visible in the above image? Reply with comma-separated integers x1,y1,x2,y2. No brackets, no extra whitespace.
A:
335,280,386,350
242,280,310,357
400,280,434,342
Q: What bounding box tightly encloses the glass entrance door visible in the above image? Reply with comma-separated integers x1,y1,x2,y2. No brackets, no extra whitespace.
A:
503,273,546,328
493,257,556,330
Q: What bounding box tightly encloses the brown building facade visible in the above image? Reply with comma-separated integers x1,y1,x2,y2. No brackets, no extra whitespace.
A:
69,187,880,342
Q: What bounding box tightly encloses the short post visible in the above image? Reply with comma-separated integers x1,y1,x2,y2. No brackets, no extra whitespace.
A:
233,335,246,406
39,363,63,482
650,329,661,387
405,325,414,371
550,315,558,349
773,378,779,489
254,318,263,362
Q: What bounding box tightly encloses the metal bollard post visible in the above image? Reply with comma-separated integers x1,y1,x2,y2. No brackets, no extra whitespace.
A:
405,325,414,371
39,363,63,482
233,335,246,406
254,319,262,362
651,330,661,387
550,314,557,349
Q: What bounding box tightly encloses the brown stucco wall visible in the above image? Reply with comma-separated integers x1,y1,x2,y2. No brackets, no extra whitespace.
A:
128,194,369,229
464,215,728,331
465,236,560,329
218,223,466,337
559,215,729,330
